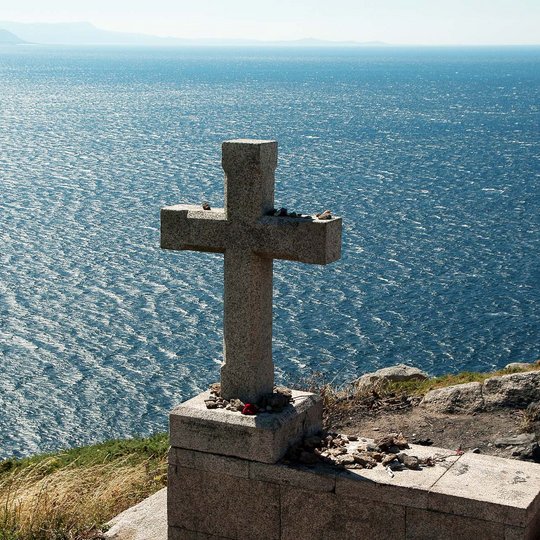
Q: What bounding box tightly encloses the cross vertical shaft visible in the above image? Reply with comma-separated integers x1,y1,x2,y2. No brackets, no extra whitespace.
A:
221,140,277,402
222,251,273,402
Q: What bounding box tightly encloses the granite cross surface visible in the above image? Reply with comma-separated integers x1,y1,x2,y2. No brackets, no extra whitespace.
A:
161,140,342,403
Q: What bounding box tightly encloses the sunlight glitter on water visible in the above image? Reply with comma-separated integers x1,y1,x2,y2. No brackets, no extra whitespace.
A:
0,46,538,458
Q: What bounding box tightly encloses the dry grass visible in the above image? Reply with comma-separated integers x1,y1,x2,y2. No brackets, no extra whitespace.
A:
0,434,168,540
519,401,540,433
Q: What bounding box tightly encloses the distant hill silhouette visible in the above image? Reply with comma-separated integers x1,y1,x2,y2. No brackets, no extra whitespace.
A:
0,28,26,44
0,21,386,47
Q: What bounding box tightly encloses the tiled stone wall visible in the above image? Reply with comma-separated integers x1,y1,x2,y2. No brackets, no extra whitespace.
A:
168,446,540,540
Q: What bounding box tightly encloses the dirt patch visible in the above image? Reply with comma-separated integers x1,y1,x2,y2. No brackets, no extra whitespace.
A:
326,393,540,460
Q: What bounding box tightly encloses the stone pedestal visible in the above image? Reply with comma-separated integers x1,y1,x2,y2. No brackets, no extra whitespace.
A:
169,390,322,464
167,436,540,540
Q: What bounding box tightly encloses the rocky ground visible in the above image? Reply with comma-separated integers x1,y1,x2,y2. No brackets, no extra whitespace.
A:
205,363,540,464
325,365,540,463
330,401,539,461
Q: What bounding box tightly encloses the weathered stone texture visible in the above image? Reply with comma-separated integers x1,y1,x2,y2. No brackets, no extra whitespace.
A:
505,362,537,371
281,487,406,540
405,508,504,540
421,371,540,413
169,447,249,479
221,248,274,402
427,452,540,527
167,443,539,539
222,139,277,222
280,488,336,539
336,445,459,510
105,488,167,540
355,364,428,391
483,371,540,409
161,205,342,265
108,441,540,540
337,494,406,539
249,461,335,492
168,465,280,540
169,390,322,463
420,381,484,413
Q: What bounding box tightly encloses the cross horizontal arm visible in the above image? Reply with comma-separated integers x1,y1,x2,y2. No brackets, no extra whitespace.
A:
253,215,342,265
161,204,342,264
161,205,228,253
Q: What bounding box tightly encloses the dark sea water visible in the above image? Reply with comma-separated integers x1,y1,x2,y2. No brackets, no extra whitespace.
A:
0,46,539,459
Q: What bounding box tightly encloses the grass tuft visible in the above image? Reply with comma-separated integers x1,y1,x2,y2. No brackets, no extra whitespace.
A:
519,401,540,433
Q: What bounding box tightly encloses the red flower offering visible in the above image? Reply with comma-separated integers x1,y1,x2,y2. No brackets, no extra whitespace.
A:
241,403,258,415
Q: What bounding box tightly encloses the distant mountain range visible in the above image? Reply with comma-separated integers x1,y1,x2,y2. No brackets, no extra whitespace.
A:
0,28,27,44
0,21,386,47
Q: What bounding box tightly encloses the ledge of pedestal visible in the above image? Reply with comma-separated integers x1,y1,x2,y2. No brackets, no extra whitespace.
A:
169,390,322,464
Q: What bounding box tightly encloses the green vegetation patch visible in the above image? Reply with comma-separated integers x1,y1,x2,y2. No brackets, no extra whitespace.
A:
0,433,169,477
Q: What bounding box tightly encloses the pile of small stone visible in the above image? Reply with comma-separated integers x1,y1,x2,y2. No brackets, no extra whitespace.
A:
284,431,435,473
315,210,333,220
258,387,293,412
266,208,334,220
494,432,540,462
267,207,310,219
204,383,293,415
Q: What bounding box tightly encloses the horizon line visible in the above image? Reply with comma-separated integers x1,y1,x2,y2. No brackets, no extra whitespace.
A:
1,20,539,48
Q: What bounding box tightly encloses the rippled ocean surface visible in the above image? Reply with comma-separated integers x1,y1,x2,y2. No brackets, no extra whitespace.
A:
0,46,539,458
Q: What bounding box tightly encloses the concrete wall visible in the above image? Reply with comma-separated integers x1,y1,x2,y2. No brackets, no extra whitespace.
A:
168,445,540,540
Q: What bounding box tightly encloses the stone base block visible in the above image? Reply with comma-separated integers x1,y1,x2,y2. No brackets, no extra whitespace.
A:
168,442,540,540
169,390,322,463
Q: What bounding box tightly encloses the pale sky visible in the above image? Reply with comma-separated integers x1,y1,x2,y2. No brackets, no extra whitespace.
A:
1,0,539,45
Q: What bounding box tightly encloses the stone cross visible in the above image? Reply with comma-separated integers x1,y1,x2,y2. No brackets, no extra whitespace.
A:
161,140,342,403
